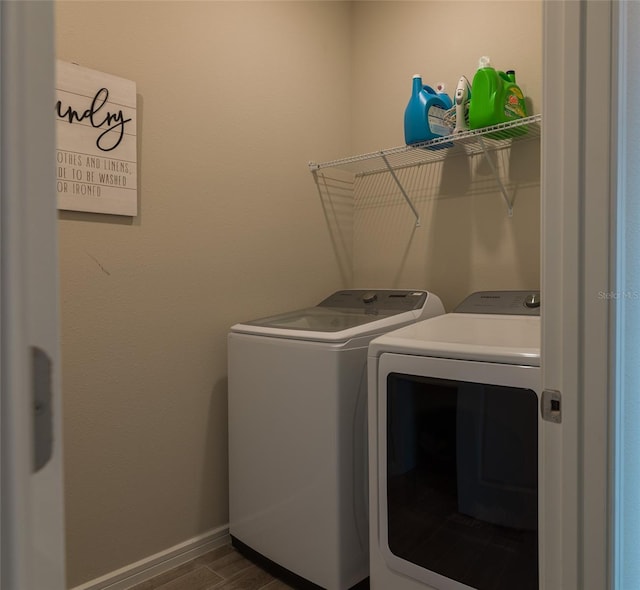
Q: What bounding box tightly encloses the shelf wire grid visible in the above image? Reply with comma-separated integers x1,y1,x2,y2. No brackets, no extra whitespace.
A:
309,114,541,178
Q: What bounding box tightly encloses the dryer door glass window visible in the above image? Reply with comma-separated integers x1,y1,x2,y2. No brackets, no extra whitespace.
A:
386,373,539,590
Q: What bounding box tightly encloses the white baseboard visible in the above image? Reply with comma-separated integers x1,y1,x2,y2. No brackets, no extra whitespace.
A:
70,525,230,590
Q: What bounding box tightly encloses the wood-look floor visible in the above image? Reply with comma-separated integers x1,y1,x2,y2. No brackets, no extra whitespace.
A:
128,544,294,590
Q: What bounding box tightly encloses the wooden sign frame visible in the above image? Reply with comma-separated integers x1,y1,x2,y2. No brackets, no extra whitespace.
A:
55,60,137,216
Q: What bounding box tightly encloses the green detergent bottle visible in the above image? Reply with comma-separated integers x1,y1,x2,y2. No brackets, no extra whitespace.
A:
469,56,528,137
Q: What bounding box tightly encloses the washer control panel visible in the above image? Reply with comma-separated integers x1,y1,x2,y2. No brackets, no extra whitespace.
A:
318,289,428,312
454,290,541,315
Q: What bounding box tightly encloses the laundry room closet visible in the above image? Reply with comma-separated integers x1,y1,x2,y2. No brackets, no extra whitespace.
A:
54,2,542,588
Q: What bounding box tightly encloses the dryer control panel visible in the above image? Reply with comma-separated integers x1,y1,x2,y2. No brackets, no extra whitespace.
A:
454,290,541,316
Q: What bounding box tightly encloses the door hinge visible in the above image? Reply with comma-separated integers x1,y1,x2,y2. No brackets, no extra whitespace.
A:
32,346,53,472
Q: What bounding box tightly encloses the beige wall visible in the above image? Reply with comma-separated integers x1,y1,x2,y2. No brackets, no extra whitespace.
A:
351,1,542,310
56,1,541,587
56,2,351,586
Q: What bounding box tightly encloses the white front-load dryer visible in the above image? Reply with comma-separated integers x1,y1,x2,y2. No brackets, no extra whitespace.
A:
228,289,445,590
368,291,555,590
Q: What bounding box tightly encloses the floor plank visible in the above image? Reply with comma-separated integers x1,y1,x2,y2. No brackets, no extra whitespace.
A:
127,544,293,590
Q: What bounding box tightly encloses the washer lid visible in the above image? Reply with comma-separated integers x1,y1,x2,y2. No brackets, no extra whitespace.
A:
230,290,443,342
370,313,540,366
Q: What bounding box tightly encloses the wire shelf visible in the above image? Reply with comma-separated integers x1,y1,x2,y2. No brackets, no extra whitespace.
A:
308,114,541,177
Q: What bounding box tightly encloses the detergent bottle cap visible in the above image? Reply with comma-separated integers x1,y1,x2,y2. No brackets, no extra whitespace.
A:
478,55,493,69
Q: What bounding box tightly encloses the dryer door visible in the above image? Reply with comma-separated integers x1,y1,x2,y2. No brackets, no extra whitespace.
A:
376,353,542,590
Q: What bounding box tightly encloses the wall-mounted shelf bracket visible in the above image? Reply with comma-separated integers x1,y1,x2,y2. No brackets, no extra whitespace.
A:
380,152,421,227
309,114,541,222
477,136,515,217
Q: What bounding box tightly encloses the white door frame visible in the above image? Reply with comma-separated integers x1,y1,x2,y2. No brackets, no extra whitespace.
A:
542,1,616,589
1,2,65,589
0,1,620,590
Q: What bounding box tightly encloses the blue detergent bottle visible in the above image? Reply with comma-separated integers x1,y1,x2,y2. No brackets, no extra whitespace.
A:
404,75,453,145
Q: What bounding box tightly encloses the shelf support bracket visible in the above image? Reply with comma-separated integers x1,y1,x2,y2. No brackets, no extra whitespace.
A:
478,137,514,217
380,152,421,226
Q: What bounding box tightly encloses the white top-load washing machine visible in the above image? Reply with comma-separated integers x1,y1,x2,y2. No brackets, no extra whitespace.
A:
368,291,551,590
228,289,445,590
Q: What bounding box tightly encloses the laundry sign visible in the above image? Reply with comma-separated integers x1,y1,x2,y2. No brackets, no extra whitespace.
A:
55,60,137,216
